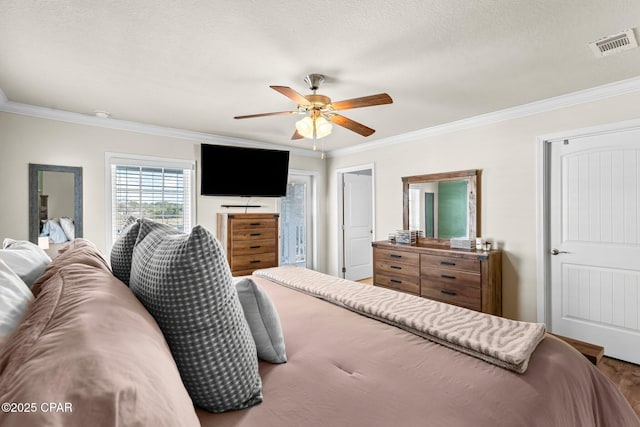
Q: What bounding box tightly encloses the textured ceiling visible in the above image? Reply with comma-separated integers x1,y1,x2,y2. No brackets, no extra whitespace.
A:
1,0,639,153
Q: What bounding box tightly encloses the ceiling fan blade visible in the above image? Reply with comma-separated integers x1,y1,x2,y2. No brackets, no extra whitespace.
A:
327,114,375,137
270,86,311,106
234,111,297,119
291,130,304,140
330,93,393,111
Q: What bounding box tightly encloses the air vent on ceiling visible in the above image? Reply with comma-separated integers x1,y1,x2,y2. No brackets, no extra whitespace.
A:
589,28,638,57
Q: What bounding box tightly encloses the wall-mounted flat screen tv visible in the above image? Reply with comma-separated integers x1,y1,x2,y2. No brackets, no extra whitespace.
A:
200,144,290,197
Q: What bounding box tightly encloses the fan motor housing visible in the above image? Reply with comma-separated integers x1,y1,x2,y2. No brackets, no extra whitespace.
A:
304,94,331,107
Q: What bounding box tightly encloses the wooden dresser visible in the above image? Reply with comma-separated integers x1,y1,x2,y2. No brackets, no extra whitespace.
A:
372,241,502,315
217,213,279,276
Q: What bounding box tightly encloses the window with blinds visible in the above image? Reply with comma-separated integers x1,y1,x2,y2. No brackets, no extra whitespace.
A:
108,154,194,247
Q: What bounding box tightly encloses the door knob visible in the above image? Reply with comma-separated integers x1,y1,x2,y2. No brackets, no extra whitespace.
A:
551,248,570,255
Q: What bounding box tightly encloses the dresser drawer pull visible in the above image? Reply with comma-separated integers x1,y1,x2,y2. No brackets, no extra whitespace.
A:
390,254,402,259
249,222,262,226
390,265,402,270
440,261,456,266
249,245,261,249
250,260,261,264
249,233,261,236
390,279,402,284
441,289,457,296
441,274,456,280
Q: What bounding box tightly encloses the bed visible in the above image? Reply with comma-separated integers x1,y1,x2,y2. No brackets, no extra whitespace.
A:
0,232,637,427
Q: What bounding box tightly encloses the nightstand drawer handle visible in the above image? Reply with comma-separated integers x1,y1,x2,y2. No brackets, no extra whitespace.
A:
250,260,261,264
390,265,402,270
441,289,457,296
250,245,261,249
390,254,402,258
250,233,261,236
390,279,402,284
441,274,456,280
250,222,262,226
440,261,456,266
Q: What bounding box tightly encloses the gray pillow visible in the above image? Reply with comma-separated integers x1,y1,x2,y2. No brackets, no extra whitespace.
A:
109,216,140,285
235,277,287,364
129,219,262,413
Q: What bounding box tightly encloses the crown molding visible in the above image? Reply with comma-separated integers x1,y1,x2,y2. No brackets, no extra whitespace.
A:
3,76,640,159
328,75,640,158
0,95,318,157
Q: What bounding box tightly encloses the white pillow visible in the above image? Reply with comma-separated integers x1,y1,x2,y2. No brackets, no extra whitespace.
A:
59,217,75,241
0,259,34,337
1,239,51,287
41,219,68,243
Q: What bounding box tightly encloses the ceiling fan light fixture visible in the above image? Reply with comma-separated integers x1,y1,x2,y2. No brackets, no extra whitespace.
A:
295,115,332,139
295,116,314,138
315,116,333,138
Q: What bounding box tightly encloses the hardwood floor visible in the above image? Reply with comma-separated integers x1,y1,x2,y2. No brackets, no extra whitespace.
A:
356,277,640,417
598,357,640,417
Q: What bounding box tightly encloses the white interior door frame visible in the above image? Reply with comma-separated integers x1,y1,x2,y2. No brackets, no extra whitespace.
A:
336,163,376,278
536,117,640,325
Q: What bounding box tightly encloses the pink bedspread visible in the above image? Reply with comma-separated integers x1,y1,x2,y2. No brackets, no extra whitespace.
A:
198,275,639,427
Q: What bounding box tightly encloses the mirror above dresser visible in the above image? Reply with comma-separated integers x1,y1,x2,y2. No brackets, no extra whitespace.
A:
402,169,478,245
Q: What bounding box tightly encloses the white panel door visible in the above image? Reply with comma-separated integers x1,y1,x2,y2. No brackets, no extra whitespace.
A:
550,128,640,364
343,172,373,281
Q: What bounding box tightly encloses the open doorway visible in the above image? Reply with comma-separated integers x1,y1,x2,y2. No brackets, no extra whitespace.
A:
336,164,375,281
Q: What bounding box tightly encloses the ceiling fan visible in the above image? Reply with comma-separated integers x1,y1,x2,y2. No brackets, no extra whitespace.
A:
234,74,393,157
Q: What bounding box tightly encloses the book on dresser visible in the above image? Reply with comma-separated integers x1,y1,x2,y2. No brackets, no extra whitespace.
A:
372,241,502,316
217,213,279,276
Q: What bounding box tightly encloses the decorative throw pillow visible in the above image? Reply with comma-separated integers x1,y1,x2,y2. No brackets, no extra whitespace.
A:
110,216,140,285
59,217,75,241
129,219,262,413
0,239,51,287
235,277,287,364
0,259,34,337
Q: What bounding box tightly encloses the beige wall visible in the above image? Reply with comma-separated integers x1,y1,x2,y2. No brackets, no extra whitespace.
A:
3,89,640,322
0,112,327,271
327,91,640,322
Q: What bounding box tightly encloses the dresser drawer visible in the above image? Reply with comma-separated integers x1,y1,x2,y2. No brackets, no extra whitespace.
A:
421,266,481,286
231,227,277,241
375,273,419,295
375,248,419,265
230,218,277,230
421,253,480,272
231,252,277,273
230,238,276,256
421,279,481,311
375,259,419,278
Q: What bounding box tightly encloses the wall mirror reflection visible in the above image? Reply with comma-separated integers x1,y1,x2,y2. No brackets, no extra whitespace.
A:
403,169,478,243
29,164,83,245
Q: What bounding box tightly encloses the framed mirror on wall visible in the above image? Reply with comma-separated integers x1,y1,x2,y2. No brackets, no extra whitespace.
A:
28,164,83,244
402,169,479,245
